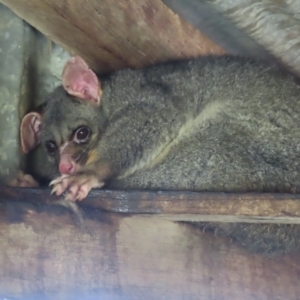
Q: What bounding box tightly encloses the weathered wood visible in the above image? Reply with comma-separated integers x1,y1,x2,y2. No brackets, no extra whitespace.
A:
2,187,300,224
0,200,300,300
0,0,224,74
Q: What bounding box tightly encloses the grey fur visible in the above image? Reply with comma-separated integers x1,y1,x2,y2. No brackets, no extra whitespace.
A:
38,55,300,255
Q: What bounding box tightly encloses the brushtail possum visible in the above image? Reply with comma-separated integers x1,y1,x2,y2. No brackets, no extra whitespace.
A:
19,55,300,255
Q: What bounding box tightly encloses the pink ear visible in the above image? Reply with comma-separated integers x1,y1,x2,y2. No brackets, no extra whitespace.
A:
62,56,102,105
20,112,42,154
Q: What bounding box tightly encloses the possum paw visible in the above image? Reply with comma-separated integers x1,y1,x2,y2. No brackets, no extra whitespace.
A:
7,171,39,188
50,173,104,202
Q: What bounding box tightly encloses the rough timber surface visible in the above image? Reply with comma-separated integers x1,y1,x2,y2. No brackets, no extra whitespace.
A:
0,0,224,74
3,187,300,224
0,190,300,300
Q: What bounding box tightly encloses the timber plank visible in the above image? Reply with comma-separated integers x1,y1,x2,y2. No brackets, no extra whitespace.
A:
1,187,300,224
0,0,224,73
0,201,299,300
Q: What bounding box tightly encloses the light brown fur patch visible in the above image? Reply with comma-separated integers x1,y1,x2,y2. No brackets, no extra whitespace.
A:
86,149,99,165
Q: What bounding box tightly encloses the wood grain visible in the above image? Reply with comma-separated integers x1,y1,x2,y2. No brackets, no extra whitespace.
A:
2,187,300,224
0,200,300,300
0,0,224,74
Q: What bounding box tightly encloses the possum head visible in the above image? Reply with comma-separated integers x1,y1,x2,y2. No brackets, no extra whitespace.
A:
21,56,107,177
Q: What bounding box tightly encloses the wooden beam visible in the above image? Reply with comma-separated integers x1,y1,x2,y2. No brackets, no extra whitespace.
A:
2,187,300,224
0,0,224,73
1,201,300,300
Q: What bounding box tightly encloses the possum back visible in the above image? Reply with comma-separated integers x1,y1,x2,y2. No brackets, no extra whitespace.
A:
106,57,300,255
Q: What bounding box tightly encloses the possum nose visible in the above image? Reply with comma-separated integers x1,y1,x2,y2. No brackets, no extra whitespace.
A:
59,162,75,175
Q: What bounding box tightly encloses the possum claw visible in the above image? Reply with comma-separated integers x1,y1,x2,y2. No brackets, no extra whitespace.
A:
51,186,57,195
64,176,104,202
51,184,63,196
50,173,104,201
50,175,71,196
49,174,69,187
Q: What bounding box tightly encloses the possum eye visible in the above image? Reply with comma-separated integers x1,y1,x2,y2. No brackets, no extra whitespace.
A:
45,141,56,156
73,126,90,143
